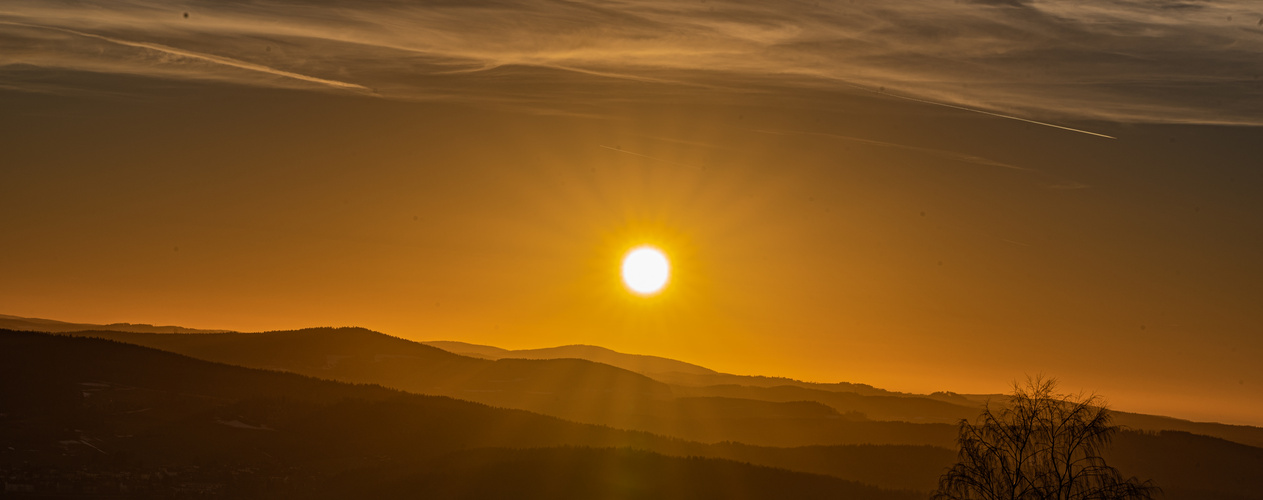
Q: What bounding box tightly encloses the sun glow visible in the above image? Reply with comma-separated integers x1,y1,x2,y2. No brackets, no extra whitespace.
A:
621,246,670,296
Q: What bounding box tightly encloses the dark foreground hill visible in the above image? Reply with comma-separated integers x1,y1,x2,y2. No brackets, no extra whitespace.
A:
4,330,1262,499
423,337,1263,449
7,315,1251,449
64,328,1263,452
61,328,963,448
319,447,906,500
8,312,1249,446
0,330,924,499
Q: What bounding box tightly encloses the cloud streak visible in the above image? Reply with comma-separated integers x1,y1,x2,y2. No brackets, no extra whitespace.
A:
877,90,1116,139
2,0,1261,124
1,20,371,92
599,144,701,169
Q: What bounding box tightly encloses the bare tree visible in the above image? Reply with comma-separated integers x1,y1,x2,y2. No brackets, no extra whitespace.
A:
932,377,1158,500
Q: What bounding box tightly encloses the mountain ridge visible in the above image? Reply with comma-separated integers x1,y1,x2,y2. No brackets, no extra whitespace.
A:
0,313,233,334
0,329,941,497
5,329,1262,499
6,313,1261,448
424,340,719,376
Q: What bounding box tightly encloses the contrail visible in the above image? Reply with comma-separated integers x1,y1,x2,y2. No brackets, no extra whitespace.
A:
0,21,373,93
598,145,699,169
874,89,1116,139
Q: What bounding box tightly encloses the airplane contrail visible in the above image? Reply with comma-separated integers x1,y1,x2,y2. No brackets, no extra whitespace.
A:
0,21,373,93
872,88,1116,139
598,145,699,169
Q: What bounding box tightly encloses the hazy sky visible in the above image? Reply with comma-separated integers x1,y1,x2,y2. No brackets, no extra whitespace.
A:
2,0,1261,425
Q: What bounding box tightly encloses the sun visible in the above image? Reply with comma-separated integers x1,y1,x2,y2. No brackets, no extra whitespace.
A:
621,246,670,296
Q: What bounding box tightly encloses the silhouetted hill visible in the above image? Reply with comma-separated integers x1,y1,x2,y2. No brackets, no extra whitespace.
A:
0,313,231,334
647,370,903,397
918,388,1263,449
1110,430,1263,500
425,339,902,396
317,446,923,500
64,329,962,448
62,327,467,373
661,397,840,419
0,330,923,499
706,443,955,492
675,384,980,424
62,328,1263,452
424,340,718,376
50,324,1261,446
5,330,1262,499
1111,411,1263,450
426,338,1263,449
63,328,674,408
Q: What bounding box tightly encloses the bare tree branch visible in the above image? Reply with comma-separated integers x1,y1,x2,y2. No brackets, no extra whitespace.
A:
931,377,1159,500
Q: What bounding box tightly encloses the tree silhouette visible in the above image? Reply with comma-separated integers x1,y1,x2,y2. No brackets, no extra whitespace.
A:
932,377,1158,500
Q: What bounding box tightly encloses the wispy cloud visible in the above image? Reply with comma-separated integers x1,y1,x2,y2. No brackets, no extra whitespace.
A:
1,20,372,92
2,0,1260,124
876,91,1116,139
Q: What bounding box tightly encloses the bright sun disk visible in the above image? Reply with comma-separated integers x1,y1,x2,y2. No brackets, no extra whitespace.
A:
622,246,669,295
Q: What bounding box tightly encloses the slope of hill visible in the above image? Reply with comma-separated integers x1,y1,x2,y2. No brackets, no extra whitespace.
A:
425,340,718,376
0,330,925,499
0,313,231,334
1110,430,1263,500
674,384,980,424
6,329,1263,499
318,447,925,500
30,314,1223,441
20,317,1263,450
68,328,475,375
425,339,900,396
64,329,963,448
64,328,1263,451
421,336,1263,450
428,339,1263,448
1111,412,1263,450
425,339,1263,449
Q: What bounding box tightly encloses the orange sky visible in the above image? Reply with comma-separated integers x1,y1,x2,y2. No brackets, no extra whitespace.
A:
2,0,1261,426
